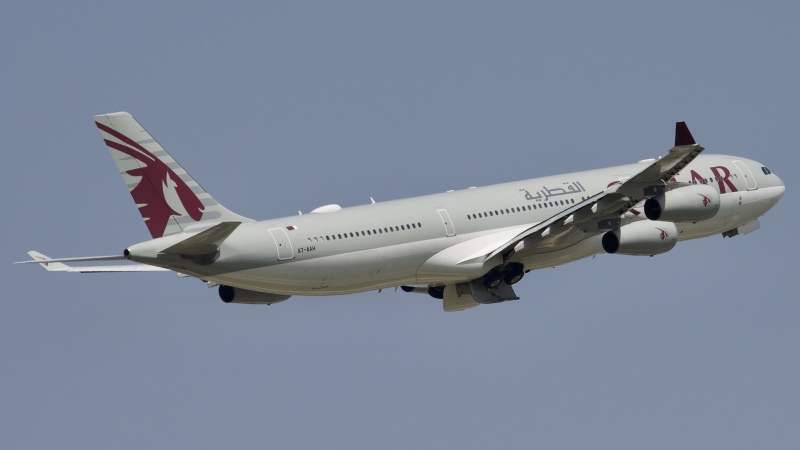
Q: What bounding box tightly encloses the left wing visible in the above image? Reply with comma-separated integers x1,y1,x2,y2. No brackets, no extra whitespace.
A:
486,121,704,262
17,251,171,273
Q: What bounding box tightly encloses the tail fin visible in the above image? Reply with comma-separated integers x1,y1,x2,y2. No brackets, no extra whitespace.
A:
94,112,252,238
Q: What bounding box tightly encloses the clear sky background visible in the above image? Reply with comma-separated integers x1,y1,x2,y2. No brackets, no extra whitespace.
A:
2,1,797,449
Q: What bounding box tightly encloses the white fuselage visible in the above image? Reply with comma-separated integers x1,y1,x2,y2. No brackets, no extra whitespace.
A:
126,154,784,296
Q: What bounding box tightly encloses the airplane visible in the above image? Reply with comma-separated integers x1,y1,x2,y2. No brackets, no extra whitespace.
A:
17,112,785,311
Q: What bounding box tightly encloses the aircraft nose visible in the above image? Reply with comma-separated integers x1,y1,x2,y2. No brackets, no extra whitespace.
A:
775,175,785,198
766,172,785,206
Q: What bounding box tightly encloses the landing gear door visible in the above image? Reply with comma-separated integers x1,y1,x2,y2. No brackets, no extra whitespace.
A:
437,209,456,237
268,228,294,260
733,160,757,190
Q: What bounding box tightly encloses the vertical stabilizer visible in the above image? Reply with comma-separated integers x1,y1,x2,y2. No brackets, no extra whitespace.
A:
94,112,252,238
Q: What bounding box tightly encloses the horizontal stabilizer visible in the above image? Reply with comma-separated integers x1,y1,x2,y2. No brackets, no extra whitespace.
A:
161,222,241,256
18,251,169,273
16,251,126,265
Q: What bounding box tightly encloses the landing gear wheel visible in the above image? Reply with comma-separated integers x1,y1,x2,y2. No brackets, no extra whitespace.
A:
503,263,524,285
483,270,504,290
428,286,445,299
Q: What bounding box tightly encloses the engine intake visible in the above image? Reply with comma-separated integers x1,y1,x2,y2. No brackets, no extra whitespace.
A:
644,184,720,222
602,220,678,256
219,285,291,305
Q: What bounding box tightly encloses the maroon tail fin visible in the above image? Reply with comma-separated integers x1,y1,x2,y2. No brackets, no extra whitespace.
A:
675,121,696,146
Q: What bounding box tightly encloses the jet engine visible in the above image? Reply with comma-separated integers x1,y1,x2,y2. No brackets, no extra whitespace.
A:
602,220,678,256
219,285,291,305
644,184,720,222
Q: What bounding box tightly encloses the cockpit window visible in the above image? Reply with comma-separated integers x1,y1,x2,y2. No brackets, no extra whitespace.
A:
761,166,772,175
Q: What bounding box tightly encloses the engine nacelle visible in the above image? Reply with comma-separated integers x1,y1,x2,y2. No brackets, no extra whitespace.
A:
602,220,678,256
219,285,291,305
644,184,720,222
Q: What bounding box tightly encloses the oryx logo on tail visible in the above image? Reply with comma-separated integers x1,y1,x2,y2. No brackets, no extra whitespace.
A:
96,121,205,238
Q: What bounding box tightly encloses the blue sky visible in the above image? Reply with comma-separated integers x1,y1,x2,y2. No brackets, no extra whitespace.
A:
2,1,797,449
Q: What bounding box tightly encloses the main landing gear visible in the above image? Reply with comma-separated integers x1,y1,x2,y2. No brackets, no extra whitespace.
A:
428,286,445,300
415,263,526,305
483,263,524,290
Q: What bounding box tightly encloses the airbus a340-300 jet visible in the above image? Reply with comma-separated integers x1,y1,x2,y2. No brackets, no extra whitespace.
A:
18,112,785,311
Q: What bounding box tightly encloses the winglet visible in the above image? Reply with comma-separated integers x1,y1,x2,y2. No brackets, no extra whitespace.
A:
675,121,696,146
